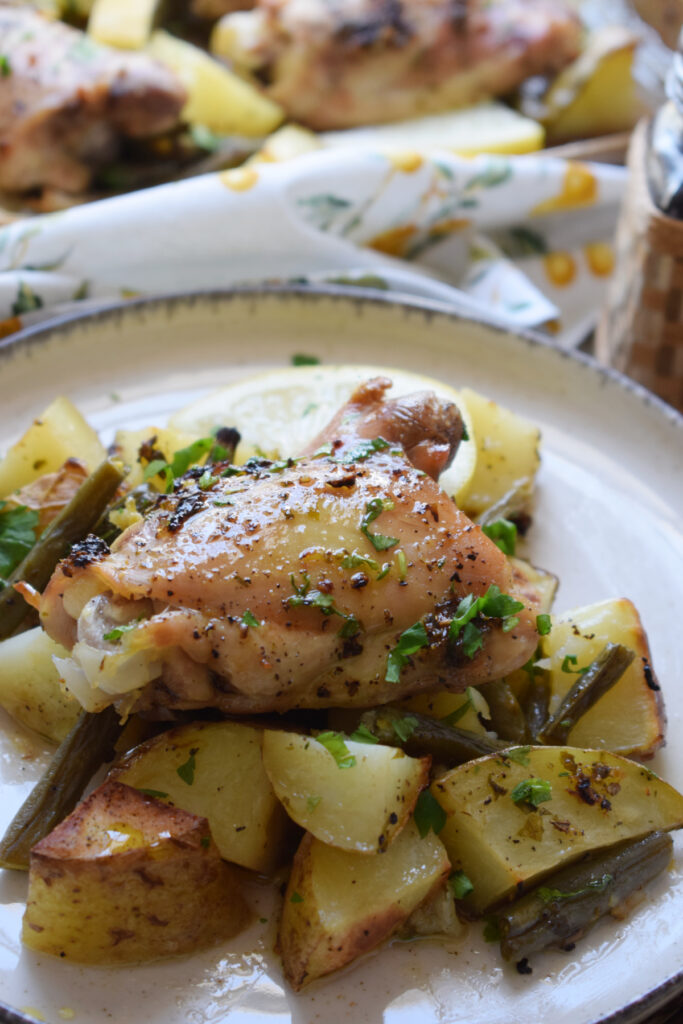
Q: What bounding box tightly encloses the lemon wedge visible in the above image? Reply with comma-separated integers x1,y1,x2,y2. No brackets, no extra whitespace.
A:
320,103,544,158
169,365,476,505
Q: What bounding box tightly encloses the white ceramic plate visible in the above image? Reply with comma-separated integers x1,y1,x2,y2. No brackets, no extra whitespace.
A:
0,288,682,1024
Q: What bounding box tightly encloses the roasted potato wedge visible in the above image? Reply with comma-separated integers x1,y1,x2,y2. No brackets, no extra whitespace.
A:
0,626,79,743
399,685,491,736
22,780,249,963
262,730,429,853
433,746,683,914
147,30,284,137
111,720,294,873
88,0,162,49
457,387,540,521
541,599,665,759
0,397,105,499
280,820,450,989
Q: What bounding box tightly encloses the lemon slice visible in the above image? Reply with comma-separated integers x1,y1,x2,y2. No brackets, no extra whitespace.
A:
169,365,476,504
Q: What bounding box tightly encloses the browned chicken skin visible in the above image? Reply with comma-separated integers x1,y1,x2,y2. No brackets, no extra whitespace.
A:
0,7,186,193
226,0,582,129
40,379,538,714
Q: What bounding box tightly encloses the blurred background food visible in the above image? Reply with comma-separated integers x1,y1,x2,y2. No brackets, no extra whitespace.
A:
0,0,677,216
633,0,683,50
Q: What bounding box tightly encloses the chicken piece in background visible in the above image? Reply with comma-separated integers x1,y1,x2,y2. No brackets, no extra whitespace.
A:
633,0,683,49
192,0,254,16
0,6,186,193
215,0,582,130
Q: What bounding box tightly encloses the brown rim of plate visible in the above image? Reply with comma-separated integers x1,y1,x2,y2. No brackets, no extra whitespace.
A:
0,283,681,430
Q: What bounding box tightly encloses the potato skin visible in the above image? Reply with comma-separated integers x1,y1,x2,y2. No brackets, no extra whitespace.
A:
282,834,404,988
434,746,683,914
280,822,450,990
22,780,249,963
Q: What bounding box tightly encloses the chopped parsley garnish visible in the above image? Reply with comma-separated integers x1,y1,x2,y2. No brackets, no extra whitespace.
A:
290,891,304,903
0,55,10,77
142,435,231,492
448,870,474,900
241,610,260,628
561,654,589,674
441,691,474,726
537,874,613,904
506,747,531,767
102,617,144,643
291,354,320,366
200,836,211,849
536,613,552,636
341,550,379,572
176,748,198,786
448,585,524,659
338,615,361,638
0,502,39,583
413,790,447,838
137,789,169,800
306,795,322,811
350,723,378,744
285,572,359,636
360,498,399,552
315,731,356,769
483,918,501,943
392,715,418,743
386,620,429,683
462,621,484,658
198,470,217,490
339,437,390,464
482,518,517,556
395,548,407,581
143,458,174,492
510,777,552,808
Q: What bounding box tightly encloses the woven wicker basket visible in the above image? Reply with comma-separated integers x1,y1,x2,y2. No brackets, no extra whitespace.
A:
597,119,683,411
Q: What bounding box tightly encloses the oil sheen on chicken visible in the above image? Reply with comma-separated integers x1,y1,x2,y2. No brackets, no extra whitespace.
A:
40,378,539,714
224,0,582,129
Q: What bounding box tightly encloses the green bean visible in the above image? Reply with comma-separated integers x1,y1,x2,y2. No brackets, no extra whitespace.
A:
521,670,550,742
0,707,124,870
495,831,672,964
478,680,527,744
358,707,507,765
536,643,635,745
0,459,124,640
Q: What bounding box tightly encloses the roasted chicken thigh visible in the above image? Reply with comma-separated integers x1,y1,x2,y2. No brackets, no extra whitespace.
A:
0,7,186,194
40,379,538,714
222,0,582,129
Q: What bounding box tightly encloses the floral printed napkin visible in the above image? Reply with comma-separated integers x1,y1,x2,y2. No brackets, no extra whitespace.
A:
0,148,624,348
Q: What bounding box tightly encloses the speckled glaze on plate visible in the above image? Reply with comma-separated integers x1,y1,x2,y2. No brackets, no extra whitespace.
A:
0,287,682,1024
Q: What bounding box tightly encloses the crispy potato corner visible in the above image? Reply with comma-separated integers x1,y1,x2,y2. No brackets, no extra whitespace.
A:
23,780,249,963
